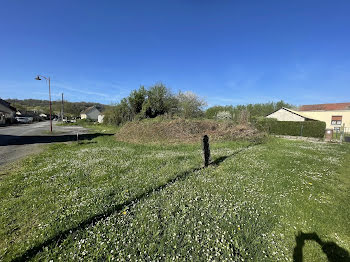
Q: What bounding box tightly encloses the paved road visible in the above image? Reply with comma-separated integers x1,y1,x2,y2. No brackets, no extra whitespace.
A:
0,121,88,167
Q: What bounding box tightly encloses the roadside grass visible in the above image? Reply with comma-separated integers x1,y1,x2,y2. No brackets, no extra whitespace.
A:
0,136,349,261
41,130,65,135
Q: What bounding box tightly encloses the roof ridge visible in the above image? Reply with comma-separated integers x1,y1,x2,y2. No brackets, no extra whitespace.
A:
299,102,350,111
80,105,100,114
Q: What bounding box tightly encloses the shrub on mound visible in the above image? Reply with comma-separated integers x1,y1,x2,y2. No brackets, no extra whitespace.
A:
115,119,262,143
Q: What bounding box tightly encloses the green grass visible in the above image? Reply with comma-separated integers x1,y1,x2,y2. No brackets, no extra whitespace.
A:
0,136,349,261
41,130,65,135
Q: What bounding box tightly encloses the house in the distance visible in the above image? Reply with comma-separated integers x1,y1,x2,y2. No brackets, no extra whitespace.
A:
0,98,17,124
98,114,105,123
266,107,317,122
266,102,350,131
297,103,350,131
80,106,101,121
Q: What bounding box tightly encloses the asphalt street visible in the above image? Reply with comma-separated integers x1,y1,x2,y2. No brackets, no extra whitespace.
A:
0,121,88,167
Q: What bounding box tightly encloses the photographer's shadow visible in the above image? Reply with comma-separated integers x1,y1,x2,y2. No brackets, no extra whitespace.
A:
293,231,350,262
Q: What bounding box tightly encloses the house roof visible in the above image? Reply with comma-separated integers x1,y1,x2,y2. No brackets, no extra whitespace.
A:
0,98,17,112
80,106,100,114
266,107,318,121
299,102,350,111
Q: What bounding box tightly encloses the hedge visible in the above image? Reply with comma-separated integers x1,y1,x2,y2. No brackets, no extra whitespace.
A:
256,119,326,138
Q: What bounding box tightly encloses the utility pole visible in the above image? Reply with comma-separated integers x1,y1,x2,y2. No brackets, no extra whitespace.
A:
35,75,52,133
49,77,52,132
61,93,64,121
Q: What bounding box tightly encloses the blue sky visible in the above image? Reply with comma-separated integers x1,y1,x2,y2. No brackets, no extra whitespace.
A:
0,0,349,107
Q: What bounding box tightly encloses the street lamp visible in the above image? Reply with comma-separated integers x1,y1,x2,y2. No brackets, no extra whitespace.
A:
35,75,52,133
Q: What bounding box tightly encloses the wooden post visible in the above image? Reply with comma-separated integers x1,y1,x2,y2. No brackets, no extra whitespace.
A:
77,132,79,143
202,135,210,167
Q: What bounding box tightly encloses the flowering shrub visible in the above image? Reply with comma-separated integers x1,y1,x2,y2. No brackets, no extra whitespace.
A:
216,111,232,120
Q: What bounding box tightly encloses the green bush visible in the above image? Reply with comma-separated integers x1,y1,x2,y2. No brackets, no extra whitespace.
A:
256,119,326,138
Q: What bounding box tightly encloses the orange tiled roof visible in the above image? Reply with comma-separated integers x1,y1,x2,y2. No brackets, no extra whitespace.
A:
299,103,350,111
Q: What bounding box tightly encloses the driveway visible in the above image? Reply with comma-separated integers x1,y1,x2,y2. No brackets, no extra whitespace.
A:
0,121,89,167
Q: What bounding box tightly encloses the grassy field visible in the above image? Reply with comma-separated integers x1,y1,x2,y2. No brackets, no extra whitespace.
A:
0,134,349,261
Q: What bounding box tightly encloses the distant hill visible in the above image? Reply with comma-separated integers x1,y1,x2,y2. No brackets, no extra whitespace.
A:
5,98,110,117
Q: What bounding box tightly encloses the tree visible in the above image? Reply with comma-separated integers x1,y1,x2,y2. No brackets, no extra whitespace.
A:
141,83,174,118
238,109,250,124
103,98,132,126
206,100,295,122
176,91,207,118
128,86,147,117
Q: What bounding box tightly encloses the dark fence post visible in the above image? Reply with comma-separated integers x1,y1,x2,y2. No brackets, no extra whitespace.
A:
202,135,210,167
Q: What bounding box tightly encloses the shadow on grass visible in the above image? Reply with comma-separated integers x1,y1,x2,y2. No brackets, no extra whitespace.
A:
0,133,113,146
12,144,256,261
210,145,254,166
293,231,350,262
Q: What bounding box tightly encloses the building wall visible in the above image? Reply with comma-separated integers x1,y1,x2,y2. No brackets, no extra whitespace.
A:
98,114,104,123
0,103,16,123
81,114,87,119
0,113,5,125
0,104,15,117
86,108,100,121
296,110,350,129
266,108,306,121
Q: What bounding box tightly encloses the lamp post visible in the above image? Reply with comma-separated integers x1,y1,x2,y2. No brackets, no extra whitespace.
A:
35,75,52,133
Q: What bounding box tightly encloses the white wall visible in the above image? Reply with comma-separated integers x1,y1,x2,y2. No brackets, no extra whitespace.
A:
267,108,305,121
296,110,350,129
98,114,104,123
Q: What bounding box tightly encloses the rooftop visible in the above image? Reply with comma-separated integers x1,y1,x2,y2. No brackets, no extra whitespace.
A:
0,98,17,112
299,102,350,111
81,106,100,114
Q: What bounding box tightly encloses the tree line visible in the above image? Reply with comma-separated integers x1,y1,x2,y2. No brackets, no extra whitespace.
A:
6,99,109,117
103,83,294,126
205,101,295,122
6,86,294,124
103,83,207,125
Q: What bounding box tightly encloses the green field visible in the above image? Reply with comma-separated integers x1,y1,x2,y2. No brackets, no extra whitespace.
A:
0,135,349,261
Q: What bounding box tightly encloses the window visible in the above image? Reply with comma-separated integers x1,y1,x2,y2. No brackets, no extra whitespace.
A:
331,116,342,125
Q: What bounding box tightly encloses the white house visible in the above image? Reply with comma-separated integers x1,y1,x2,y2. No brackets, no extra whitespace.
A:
266,103,350,130
266,107,316,122
297,102,350,130
98,114,105,123
80,106,101,121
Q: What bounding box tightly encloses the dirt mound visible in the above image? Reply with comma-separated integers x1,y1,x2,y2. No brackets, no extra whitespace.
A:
115,119,262,144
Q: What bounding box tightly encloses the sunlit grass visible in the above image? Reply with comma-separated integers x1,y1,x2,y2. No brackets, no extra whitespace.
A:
0,136,349,261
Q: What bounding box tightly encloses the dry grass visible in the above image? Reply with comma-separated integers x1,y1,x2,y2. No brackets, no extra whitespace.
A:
115,119,262,144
